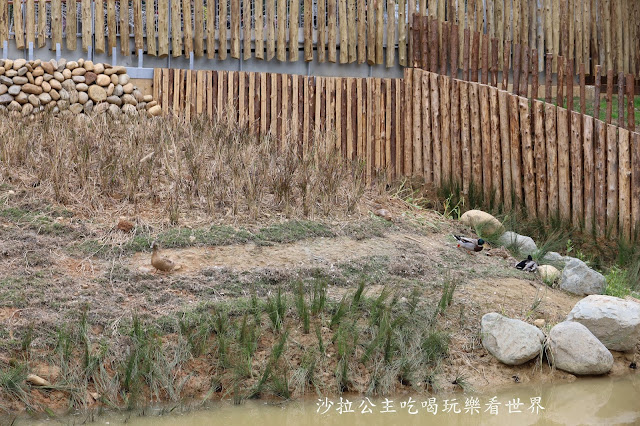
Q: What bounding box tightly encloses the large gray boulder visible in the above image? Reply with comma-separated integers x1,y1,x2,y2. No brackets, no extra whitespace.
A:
459,210,504,235
481,313,546,365
566,295,640,352
560,258,606,295
549,321,613,375
498,231,538,255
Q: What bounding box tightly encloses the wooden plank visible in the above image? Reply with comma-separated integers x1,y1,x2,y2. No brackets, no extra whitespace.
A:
357,0,366,64
260,73,267,134
208,71,215,119
158,0,168,57
206,0,215,58
26,0,34,46
499,89,512,209
52,0,62,50
196,70,205,115
575,0,583,67
463,27,470,81
37,0,46,48
0,0,8,45
185,69,192,121
496,0,504,67
292,74,299,144
603,0,611,72
422,72,432,183
281,74,288,140
520,97,536,217
618,72,625,127
366,78,373,180
441,76,452,183
266,0,275,60
451,23,459,78
513,44,521,94
404,70,413,176
192,0,203,57
470,82,482,192
509,94,523,204
398,0,407,66
583,115,594,231
346,78,354,159
545,103,558,217
595,120,607,236
13,0,24,49
375,0,383,64
606,69,613,124
318,0,326,62
569,111,584,228
451,79,462,186
395,80,402,177
519,47,529,98
289,0,299,62
367,0,375,64
471,31,479,82
171,0,182,56
181,0,193,57
627,74,635,131
615,0,623,72
421,16,428,69
531,49,539,99
256,0,264,59
152,68,160,106
243,0,252,60
491,37,498,87
386,0,396,67
431,73,442,185
632,133,640,236
606,124,619,236
230,0,240,58
146,0,157,56
557,108,570,221
347,0,356,62
552,0,559,69
545,53,552,103
356,79,363,162
481,33,489,85
119,0,128,55
162,69,170,112
490,86,501,205
619,128,631,238
413,72,423,177
502,40,510,90
533,100,547,218
132,0,143,53
327,0,337,62
479,85,492,200
460,81,472,193
440,22,449,76
173,69,181,114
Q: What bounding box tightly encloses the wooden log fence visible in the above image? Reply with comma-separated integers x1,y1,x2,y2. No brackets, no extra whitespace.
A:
0,0,638,77
155,66,640,240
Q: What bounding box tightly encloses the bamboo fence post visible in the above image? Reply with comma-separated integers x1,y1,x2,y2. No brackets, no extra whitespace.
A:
37,0,46,48
367,0,375,64
531,48,539,99
386,0,396,67
491,37,498,87
421,16,429,70
145,0,156,56
441,22,449,77
471,30,479,82
451,23,459,78
519,47,529,98
194,0,204,57
404,70,413,176
430,18,438,73
398,0,406,66
276,0,286,61
14,0,24,50
338,0,347,63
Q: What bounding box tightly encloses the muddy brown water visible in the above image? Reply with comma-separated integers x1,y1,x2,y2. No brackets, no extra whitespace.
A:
18,374,640,425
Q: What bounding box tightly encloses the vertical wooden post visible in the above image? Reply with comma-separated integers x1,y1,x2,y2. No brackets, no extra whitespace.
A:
557,108,571,221
509,94,523,204
619,129,631,239
490,87,502,205
579,63,586,115
557,56,564,107
594,65,601,121
431,73,442,185
481,33,489,85
606,69,614,124
531,49,539,99
583,115,595,232
607,124,618,237
546,103,558,217
618,72,625,127
595,120,607,236
491,38,499,87
626,74,635,131
463,27,470,81
513,44,521,95
502,40,511,91
545,53,552,103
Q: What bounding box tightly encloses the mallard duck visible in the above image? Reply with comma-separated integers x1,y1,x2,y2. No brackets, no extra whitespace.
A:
515,255,538,272
151,242,181,272
453,235,485,252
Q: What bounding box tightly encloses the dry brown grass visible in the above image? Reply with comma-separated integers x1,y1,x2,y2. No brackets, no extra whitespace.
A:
0,112,372,225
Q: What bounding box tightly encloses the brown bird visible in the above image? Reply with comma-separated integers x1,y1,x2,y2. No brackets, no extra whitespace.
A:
151,242,181,272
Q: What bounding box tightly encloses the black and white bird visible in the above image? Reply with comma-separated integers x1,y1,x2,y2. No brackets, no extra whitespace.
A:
515,255,538,272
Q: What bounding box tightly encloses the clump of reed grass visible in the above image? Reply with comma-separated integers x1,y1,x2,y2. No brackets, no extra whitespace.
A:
0,114,373,223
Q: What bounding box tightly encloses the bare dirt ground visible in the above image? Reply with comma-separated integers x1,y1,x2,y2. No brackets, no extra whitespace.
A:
0,192,637,415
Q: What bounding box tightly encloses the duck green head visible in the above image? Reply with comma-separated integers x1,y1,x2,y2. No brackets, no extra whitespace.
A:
478,239,485,245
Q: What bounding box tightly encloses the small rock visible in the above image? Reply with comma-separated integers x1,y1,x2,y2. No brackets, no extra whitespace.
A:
133,89,145,103
21,103,33,116
49,79,62,90
0,75,12,86
26,374,51,387
0,84,6,95
533,319,546,328
148,104,162,116
108,103,121,117
105,65,127,75
77,58,84,67
69,103,84,114
84,60,94,71
62,68,72,79
83,100,93,114
78,92,89,104
110,74,119,85
62,79,76,92
459,210,504,235
72,75,86,83
122,93,137,106
93,102,109,114
549,321,613,375
481,313,546,365
53,71,65,82
0,93,12,105
118,74,130,85
49,89,60,101
538,264,560,283
76,83,88,92
146,100,158,109
96,74,111,86
8,85,20,96
7,100,20,112
66,60,78,70
41,81,51,92
22,83,42,95
5,69,17,77
71,67,86,76
3,59,13,70
374,208,393,221
566,295,640,352
38,93,52,104
27,94,40,106
106,95,122,106
88,85,107,103
57,99,69,110
32,67,44,77
122,82,134,94
93,63,105,74
113,84,124,97
15,92,27,104
17,66,28,76
84,71,97,85
41,61,54,74
56,58,66,71
122,104,137,115
143,94,153,102
13,58,26,70
106,83,115,96
69,90,79,104
560,258,606,296
34,76,43,86
12,76,28,85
